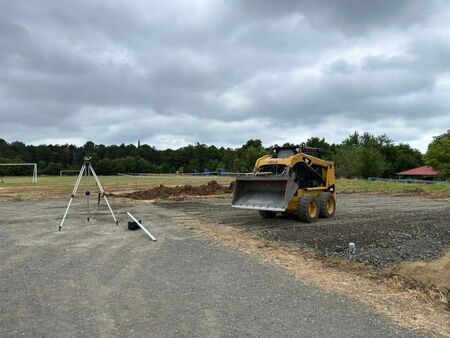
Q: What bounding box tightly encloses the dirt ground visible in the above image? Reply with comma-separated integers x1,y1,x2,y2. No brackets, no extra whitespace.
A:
1,184,449,335
159,194,449,265
119,180,234,199
158,194,450,295
393,251,450,294
1,198,431,337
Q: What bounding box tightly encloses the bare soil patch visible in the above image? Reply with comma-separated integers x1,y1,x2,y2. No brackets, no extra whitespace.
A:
118,180,234,200
393,250,450,297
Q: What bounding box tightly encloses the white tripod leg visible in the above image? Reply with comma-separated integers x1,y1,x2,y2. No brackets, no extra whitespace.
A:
89,164,118,225
86,165,90,221
59,165,85,231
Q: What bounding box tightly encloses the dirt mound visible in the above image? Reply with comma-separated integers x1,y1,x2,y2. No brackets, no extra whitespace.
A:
121,180,234,200
392,250,450,305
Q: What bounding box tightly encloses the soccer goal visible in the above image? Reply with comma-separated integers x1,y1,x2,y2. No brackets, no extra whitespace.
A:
0,163,38,183
60,170,80,177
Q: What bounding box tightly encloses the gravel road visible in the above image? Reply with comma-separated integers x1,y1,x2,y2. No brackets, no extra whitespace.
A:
0,198,427,337
160,194,450,267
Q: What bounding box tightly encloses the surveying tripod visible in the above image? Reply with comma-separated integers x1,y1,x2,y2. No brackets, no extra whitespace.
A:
58,157,118,231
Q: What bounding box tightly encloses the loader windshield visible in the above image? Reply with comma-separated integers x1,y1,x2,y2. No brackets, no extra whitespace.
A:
256,164,288,176
276,149,296,158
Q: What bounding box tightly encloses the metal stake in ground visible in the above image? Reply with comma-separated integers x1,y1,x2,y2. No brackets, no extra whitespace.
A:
58,157,118,231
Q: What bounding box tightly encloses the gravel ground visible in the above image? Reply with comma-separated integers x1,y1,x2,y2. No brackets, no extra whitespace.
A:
0,198,425,337
159,194,450,267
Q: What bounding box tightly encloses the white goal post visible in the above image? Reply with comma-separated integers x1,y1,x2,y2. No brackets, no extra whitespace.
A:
0,163,37,183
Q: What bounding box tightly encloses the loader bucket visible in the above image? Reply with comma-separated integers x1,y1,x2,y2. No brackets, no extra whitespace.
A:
231,176,298,212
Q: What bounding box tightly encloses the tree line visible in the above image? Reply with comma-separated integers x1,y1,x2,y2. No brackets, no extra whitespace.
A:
0,131,448,178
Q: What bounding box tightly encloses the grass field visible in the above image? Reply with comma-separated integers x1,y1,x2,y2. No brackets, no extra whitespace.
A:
0,175,234,199
0,175,448,199
338,178,450,198
0,174,234,187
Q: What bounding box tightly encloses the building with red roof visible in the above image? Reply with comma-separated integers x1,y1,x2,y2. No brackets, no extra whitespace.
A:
396,166,438,179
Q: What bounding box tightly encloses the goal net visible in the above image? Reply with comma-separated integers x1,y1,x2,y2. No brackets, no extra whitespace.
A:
0,163,37,183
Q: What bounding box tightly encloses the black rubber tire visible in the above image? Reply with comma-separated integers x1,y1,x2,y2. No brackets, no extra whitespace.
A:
297,195,319,223
317,192,336,218
259,210,277,218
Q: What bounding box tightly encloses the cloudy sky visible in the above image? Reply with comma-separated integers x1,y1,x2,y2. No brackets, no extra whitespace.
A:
1,0,449,151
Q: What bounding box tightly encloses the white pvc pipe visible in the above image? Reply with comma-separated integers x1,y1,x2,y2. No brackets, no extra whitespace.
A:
126,212,157,241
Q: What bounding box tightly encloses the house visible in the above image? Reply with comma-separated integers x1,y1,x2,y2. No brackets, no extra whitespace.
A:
396,166,438,180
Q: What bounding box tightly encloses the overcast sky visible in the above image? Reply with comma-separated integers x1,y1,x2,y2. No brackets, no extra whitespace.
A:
1,0,449,152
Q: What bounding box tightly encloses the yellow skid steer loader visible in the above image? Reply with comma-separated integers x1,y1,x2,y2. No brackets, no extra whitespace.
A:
231,144,336,222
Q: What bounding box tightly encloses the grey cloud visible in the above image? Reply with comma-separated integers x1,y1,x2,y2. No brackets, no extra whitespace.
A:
0,0,449,152
233,0,436,34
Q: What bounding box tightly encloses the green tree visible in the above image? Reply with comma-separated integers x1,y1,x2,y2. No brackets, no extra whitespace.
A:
243,139,263,149
342,132,360,148
95,158,114,175
382,143,423,176
237,139,267,171
333,147,360,178
356,147,387,178
425,133,450,178
306,137,336,160
45,162,62,175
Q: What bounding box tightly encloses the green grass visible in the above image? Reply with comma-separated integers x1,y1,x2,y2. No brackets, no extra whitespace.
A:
0,174,234,190
1,175,449,199
337,178,450,197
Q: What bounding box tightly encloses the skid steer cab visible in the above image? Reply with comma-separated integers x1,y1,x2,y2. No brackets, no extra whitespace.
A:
231,143,336,222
